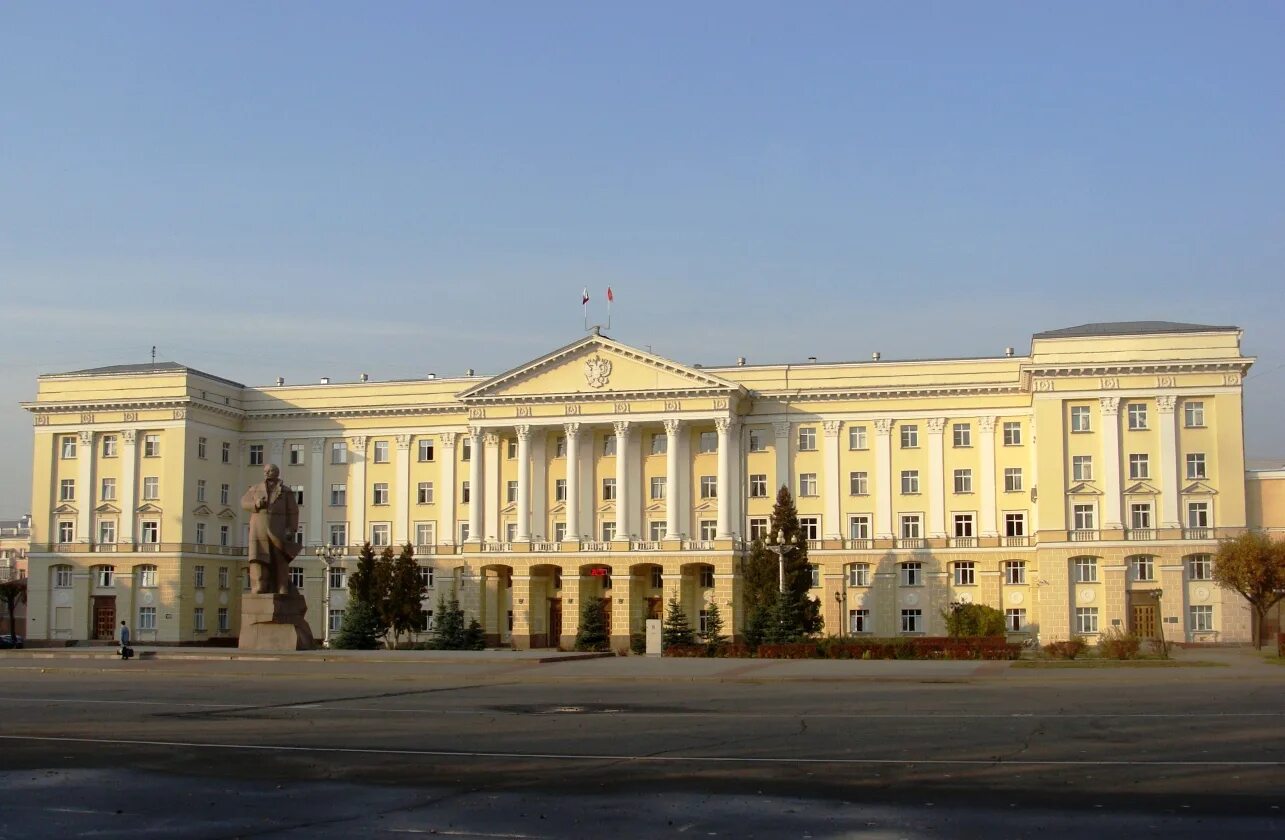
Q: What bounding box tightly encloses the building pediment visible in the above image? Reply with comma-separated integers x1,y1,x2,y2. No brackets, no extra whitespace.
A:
1123,481,1159,495
1066,482,1101,495
458,333,744,404
192,505,213,517
694,500,718,512
52,503,78,515
94,503,121,515
645,502,665,513
217,507,238,520
1182,481,1218,495
136,503,163,514
549,502,566,515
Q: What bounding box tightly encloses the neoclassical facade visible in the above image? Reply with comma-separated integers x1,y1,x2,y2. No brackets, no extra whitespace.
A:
21,321,1282,648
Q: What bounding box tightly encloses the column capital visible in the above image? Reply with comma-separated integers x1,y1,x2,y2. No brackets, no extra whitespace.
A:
925,418,946,434
663,418,682,435
77,430,94,446
348,435,367,450
715,417,737,433
122,429,137,444
467,425,485,440
613,420,631,437
977,416,997,433
822,419,843,437
514,424,531,441
563,421,582,438
1156,395,1177,413
395,434,413,450
872,418,894,435
483,432,501,448
312,438,326,454
1099,397,1120,416
773,421,791,438
439,431,458,448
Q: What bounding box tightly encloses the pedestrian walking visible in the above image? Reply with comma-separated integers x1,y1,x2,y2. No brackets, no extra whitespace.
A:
118,620,133,660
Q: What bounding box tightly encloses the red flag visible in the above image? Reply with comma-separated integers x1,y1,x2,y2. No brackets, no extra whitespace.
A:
607,287,614,302
581,287,589,305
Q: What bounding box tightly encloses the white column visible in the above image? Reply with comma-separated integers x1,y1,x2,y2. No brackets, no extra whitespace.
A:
715,418,735,539
773,421,791,496
823,420,843,539
563,423,581,540
873,419,893,539
394,434,412,546
515,425,532,541
120,430,138,544
77,430,94,543
1157,396,1180,528
349,436,368,545
466,427,483,542
308,438,325,546
926,418,947,538
978,417,998,537
484,433,501,541
664,419,682,541
438,432,458,545
1100,398,1123,530
614,421,631,539
530,430,547,540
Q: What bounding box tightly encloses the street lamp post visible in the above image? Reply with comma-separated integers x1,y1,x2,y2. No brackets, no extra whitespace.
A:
1149,588,1168,659
315,544,343,647
764,530,798,594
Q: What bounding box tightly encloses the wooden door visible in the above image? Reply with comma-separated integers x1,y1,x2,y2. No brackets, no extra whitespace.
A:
1132,604,1157,638
93,597,116,640
548,599,562,648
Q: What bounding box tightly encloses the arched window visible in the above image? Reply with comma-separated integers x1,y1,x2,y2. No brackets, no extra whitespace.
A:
135,564,157,588
93,565,115,588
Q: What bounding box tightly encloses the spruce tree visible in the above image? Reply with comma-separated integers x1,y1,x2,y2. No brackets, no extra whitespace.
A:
331,600,383,649
574,597,610,651
347,542,380,605
768,486,822,637
428,593,467,649
699,601,726,648
384,544,425,648
662,594,696,647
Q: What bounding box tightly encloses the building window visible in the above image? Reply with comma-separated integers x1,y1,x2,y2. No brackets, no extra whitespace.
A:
101,478,117,501
849,471,868,495
1130,503,1152,530
373,441,389,463
555,479,567,502
602,478,617,501
371,524,390,546
507,439,517,459
603,521,618,541
217,608,230,633
137,564,157,588
952,423,971,448
140,521,160,543
53,565,73,588
218,566,229,589
700,566,715,588
798,517,820,540
900,425,918,449
142,476,159,500
901,609,922,633
953,513,974,538
60,479,75,502
697,520,716,540
649,521,667,541
417,482,434,504
649,476,667,500
1131,555,1155,582
1003,422,1022,446
195,479,207,503
1004,560,1026,585
194,565,205,588
749,474,767,498
847,563,870,587
552,522,565,542
1073,557,1098,583
329,566,348,589
331,442,348,464
195,522,206,544
138,606,157,631
1186,453,1207,480
415,523,435,546
748,430,766,452
289,566,304,589
1184,401,1205,428
554,436,566,457
330,484,347,506
1075,607,1099,635
506,481,518,503
194,607,206,633
461,481,470,504
604,435,618,456
291,485,305,506
953,469,973,494
288,443,305,466
649,567,663,589
797,427,816,451
143,434,161,457
1187,502,1210,528
1188,554,1212,580
799,473,818,497
849,426,868,450
372,483,389,505
1070,405,1091,433
650,434,667,455
1005,608,1026,632
848,515,871,540
700,475,717,499
1004,513,1026,537
900,562,922,586
221,441,231,463
849,609,870,633
900,515,922,540
418,564,434,588
900,470,919,494
57,521,75,543
1004,468,1023,492
219,525,230,546
196,436,207,459
954,561,976,586
249,444,264,466
460,439,473,462
102,435,118,458
749,518,770,540
1189,605,1213,632
1127,403,1148,430
1072,504,1096,531
418,439,435,462
1127,453,1150,480
98,520,116,545
329,524,347,547
1072,455,1093,482
329,609,344,633
61,436,77,459
220,484,230,505
807,565,820,589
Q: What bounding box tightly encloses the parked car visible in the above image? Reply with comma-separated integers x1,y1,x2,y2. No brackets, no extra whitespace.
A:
0,635,24,649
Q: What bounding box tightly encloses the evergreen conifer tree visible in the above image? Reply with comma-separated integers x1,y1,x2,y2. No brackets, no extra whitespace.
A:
384,544,425,648
428,593,467,649
699,601,726,647
331,600,383,649
662,594,696,647
574,597,610,651
346,542,380,605
768,486,822,637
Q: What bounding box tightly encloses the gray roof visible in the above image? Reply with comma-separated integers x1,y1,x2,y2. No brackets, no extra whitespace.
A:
47,362,245,389
1033,321,1239,339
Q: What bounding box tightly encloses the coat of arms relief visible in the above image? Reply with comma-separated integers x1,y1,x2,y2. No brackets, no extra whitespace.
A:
584,355,613,388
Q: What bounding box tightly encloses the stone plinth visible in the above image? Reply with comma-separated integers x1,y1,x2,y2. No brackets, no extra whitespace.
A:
239,593,315,651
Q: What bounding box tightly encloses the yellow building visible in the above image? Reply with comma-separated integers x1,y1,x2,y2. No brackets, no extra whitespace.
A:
20,321,1283,648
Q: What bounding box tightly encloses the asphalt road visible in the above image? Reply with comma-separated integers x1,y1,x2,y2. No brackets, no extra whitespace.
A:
0,654,1282,838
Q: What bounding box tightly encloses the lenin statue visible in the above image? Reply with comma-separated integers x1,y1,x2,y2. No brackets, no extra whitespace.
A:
241,463,301,595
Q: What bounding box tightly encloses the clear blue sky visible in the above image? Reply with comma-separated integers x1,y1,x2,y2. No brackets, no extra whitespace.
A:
2,2,1283,515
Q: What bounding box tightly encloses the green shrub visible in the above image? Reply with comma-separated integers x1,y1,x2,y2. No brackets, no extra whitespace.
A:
1043,637,1087,660
630,633,646,655
943,602,1007,637
330,601,383,650
574,598,610,652
1098,628,1142,660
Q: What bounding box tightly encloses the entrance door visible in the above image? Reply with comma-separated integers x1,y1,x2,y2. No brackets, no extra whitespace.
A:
1132,604,1157,638
548,599,563,648
93,597,116,640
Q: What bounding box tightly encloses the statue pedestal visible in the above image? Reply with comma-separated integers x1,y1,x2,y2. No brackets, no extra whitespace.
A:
238,593,315,651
